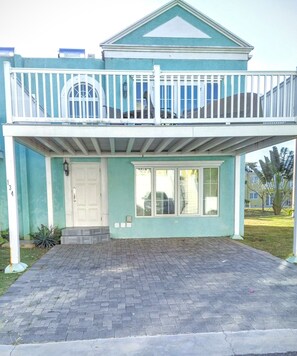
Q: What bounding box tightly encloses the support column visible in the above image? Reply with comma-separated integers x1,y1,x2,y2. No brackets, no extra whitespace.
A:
100,158,109,226
286,139,297,263
4,136,28,273
231,155,243,240
45,157,54,227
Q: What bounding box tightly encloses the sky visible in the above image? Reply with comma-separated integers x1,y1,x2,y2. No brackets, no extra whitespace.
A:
0,0,296,161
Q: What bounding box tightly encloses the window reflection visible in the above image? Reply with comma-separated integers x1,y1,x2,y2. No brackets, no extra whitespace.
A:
135,168,151,216
155,169,175,215
179,169,199,214
203,168,218,215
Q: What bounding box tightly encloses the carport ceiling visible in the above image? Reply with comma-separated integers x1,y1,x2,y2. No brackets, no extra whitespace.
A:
16,135,295,157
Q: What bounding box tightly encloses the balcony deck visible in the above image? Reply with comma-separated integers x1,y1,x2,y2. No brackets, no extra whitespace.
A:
3,64,297,157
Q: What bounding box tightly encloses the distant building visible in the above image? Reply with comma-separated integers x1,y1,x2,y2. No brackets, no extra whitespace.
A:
245,171,292,209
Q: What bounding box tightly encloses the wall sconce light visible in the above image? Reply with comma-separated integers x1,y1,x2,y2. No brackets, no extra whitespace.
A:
63,160,69,176
122,81,127,99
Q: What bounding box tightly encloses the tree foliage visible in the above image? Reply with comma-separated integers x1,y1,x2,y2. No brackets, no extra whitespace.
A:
246,146,294,215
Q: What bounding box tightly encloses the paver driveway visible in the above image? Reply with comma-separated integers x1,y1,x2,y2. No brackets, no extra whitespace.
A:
0,238,297,345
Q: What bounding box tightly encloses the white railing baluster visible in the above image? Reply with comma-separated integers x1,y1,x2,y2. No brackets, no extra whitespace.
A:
257,75,260,118
250,75,254,119
191,74,194,119
42,73,47,118
28,72,33,118
153,65,161,124
49,73,54,118
231,75,234,119
237,75,241,119
35,72,40,119
276,75,280,117
223,75,227,120
20,73,26,117
270,75,274,118
57,73,61,119
204,75,208,118
210,75,214,119
140,74,143,120
217,75,221,119
119,74,123,120
263,75,267,118
283,75,287,117
289,74,294,117
177,74,181,119
197,74,201,119
5,68,296,125
133,75,137,119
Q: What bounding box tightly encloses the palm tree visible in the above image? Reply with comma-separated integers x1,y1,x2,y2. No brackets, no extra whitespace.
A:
246,146,294,215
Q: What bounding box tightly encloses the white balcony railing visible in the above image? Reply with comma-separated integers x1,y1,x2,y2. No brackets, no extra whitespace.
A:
4,63,297,125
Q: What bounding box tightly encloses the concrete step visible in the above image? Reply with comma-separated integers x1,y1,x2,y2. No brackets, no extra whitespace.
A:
61,227,110,245
62,226,109,236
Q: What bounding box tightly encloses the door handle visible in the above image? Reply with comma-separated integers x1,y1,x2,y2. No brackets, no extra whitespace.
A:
73,187,76,202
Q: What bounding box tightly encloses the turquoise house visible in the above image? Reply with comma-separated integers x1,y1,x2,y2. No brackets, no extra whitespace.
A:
1,0,297,272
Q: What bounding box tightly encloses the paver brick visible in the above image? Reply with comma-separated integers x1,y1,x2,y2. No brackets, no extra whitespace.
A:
0,238,296,345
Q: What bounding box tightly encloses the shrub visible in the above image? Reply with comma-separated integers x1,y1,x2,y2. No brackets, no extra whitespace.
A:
0,229,9,241
31,225,61,249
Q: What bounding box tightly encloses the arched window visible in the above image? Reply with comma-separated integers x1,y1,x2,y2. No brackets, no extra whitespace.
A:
61,75,106,119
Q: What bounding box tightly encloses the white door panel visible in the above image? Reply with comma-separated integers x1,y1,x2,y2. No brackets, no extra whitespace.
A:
71,163,101,227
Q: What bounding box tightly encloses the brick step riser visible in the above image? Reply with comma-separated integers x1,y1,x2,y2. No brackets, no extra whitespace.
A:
61,234,110,245
62,227,109,237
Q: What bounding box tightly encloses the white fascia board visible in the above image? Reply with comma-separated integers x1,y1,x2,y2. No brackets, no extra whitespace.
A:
101,45,253,54
103,50,249,61
177,0,253,48
4,123,297,139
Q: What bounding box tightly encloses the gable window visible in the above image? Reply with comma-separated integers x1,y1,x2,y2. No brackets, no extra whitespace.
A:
134,161,221,217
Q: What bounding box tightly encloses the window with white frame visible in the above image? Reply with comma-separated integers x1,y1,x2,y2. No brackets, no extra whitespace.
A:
134,161,221,217
136,81,218,115
249,192,258,200
61,75,106,118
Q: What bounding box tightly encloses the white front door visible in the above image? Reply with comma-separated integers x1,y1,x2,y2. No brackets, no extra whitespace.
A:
71,162,101,227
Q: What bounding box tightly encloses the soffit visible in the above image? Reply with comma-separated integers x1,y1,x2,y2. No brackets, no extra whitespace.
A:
6,123,296,158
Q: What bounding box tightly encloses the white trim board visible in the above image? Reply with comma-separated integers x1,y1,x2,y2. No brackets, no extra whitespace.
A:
103,50,250,61
132,160,224,168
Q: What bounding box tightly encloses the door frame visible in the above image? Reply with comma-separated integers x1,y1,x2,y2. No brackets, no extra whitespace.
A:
64,159,109,227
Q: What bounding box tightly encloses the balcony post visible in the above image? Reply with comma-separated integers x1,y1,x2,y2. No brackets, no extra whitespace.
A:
153,65,161,125
4,61,13,124
4,136,28,273
231,155,244,240
286,138,297,263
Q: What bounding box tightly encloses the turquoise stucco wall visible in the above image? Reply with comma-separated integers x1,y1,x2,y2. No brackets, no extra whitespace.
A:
108,156,235,238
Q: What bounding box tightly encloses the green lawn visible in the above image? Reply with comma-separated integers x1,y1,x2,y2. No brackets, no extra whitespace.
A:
0,247,46,296
243,209,294,260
